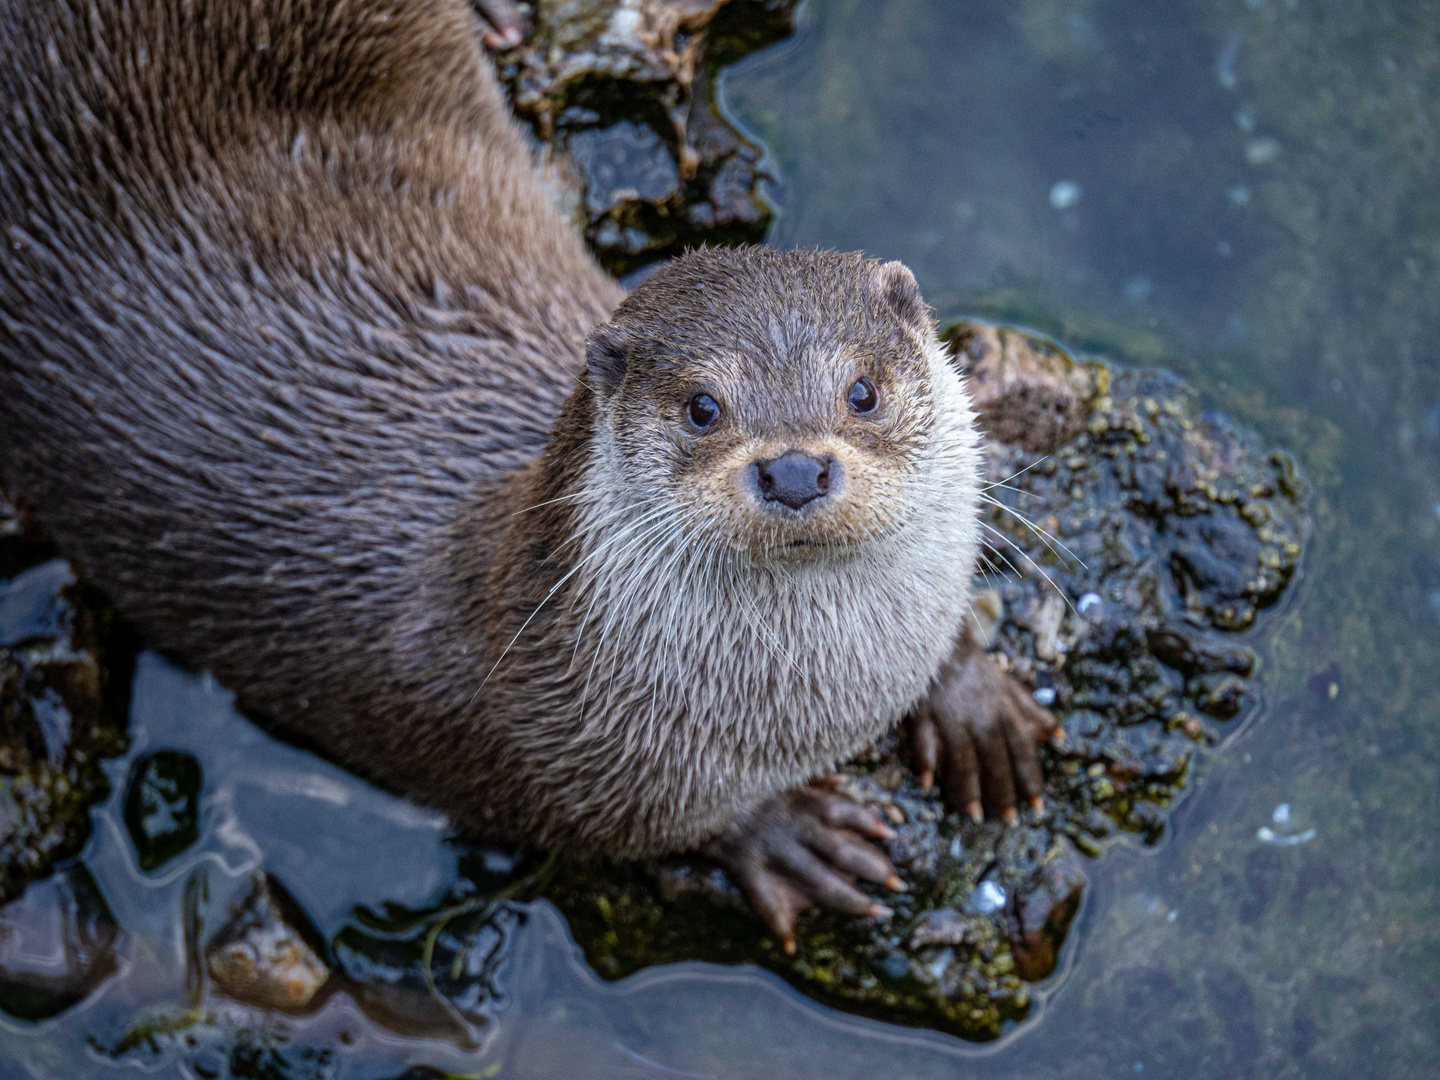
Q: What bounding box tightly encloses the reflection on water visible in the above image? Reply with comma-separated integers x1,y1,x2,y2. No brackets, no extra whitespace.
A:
5,0,1440,1076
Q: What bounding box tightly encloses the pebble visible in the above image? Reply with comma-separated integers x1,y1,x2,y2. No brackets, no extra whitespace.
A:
206,874,329,1012
970,881,1007,915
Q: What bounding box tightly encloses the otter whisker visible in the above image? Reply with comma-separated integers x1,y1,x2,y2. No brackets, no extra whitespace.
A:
734,575,808,684
963,597,989,641
567,501,682,665
979,491,1085,569
979,519,1077,615
578,505,703,718
981,455,1052,494
591,517,701,723
639,523,709,723
511,491,585,516
982,479,1041,500
476,502,678,699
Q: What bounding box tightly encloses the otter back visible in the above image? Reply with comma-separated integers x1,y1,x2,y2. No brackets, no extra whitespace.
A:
0,0,623,728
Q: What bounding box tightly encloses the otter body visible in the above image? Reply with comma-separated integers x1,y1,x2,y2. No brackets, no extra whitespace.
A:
0,0,1002,899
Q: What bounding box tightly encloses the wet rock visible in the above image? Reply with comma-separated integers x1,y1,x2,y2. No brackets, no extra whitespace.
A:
1007,850,1087,980
124,750,202,873
949,322,1098,453
548,323,1308,1040
908,907,987,949
0,863,121,1021
0,493,54,580
0,499,134,905
495,0,799,273
206,874,330,1013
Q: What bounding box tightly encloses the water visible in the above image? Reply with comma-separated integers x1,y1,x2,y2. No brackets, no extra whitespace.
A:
5,1,1440,1076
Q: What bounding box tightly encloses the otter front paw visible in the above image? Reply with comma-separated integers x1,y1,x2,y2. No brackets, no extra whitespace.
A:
704,787,903,952
908,639,1062,824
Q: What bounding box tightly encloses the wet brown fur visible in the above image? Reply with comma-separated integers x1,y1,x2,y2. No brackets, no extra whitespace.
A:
0,0,983,857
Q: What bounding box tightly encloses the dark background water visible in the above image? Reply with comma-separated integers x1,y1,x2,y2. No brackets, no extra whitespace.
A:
5,1,1439,1076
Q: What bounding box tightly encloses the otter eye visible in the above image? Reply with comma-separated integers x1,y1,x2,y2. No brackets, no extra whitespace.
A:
847,378,879,414
687,393,720,429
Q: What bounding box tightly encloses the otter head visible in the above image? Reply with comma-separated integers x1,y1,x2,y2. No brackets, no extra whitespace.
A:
582,247,973,564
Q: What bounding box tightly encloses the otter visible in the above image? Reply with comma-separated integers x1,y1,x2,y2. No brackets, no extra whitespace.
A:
0,0,1056,947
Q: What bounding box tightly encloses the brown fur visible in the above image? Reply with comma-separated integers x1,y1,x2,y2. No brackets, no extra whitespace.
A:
0,0,983,857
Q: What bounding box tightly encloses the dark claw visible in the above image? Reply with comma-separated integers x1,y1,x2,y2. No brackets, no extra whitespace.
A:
908,631,1059,823
769,840,881,917
912,707,940,789
800,821,897,885
705,786,899,945
802,787,893,839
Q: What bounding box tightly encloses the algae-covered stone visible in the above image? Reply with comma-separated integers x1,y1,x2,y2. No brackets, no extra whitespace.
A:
547,323,1309,1040
495,0,799,273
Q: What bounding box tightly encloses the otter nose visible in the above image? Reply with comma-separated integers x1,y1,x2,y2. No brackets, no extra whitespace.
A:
754,451,832,510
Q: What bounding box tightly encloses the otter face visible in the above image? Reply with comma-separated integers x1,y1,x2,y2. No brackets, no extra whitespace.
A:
584,248,972,563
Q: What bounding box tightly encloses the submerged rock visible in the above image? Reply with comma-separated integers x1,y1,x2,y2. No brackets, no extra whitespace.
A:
547,322,1309,1040
124,750,203,873
495,0,799,273
0,862,121,1022
0,497,133,906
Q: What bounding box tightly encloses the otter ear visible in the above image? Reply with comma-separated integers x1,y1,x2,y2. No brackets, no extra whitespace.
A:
875,260,929,331
585,322,629,396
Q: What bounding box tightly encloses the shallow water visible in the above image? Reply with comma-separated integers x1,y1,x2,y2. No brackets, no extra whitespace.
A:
5,0,1440,1076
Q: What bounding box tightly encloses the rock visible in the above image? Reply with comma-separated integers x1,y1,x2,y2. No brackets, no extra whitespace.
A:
0,497,134,905
205,874,330,1013
495,0,799,273
909,908,987,949
547,323,1308,1039
0,863,121,1021
124,750,202,873
1006,849,1087,981
948,322,1099,453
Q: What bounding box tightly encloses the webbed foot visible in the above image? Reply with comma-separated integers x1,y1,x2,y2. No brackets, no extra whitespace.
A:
908,635,1062,824
474,0,526,49
704,786,903,952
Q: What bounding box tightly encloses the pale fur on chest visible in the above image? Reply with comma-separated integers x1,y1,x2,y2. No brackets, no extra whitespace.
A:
500,342,983,856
